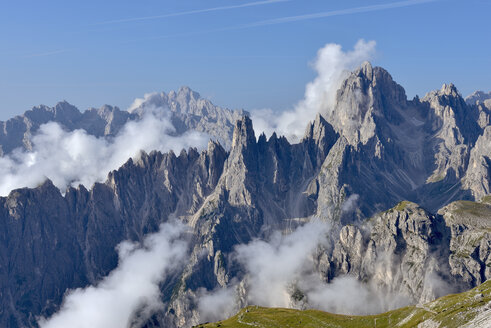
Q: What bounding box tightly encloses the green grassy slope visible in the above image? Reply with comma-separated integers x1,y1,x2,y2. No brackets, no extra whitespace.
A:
195,280,491,328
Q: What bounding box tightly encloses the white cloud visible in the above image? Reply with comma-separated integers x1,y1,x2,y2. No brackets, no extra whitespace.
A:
197,286,238,323
127,92,161,112
303,275,407,315
234,220,330,307
341,194,360,213
251,39,376,141
193,221,330,323
196,219,414,322
0,107,208,196
38,221,189,328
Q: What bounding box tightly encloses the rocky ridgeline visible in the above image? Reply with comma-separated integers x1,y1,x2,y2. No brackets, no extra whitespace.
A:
0,64,490,327
466,90,491,105
0,86,245,155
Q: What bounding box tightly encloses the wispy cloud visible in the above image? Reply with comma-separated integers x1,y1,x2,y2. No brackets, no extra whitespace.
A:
122,0,441,42
93,0,290,25
0,108,208,196
243,0,441,28
251,39,376,141
23,0,440,59
39,221,190,328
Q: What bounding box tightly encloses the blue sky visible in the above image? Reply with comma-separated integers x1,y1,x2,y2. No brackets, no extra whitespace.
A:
0,0,489,119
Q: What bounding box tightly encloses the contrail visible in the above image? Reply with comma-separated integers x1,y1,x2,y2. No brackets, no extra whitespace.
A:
243,0,441,27
124,0,441,42
25,0,441,57
93,0,290,25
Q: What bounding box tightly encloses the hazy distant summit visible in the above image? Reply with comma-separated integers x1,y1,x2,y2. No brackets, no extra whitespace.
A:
128,86,248,149
465,90,491,105
0,86,245,155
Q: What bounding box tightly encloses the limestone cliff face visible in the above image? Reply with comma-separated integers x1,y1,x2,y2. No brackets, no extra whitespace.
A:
462,126,491,199
438,199,491,285
164,115,339,327
326,62,406,146
321,199,490,306
0,142,228,328
308,64,490,221
329,203,456,304
0,114,339,328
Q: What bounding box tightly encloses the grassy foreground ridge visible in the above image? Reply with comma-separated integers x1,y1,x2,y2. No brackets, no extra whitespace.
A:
194,280,491,328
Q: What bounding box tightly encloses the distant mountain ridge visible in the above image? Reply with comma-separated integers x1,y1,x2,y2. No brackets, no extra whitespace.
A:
0,64,490,327
0,86,246,155
465,90,491,105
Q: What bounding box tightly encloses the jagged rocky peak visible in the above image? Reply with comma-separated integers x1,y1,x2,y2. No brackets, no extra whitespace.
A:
422,82,480,144
422,82,466,107
341,61,408,109
163,86,204,115
303,113,335,142
359,61,407,104
327,61,407,145
95,104,120,117
128,86,246,149
132,86,231,117
222,116,258,206
29,100,81,123
175,85,201,102
206,138,221,153
0,86,246,155
302,113,338,167
465,90,491,105
441,83,460,96
50,100,80,116
231,115,256,150
423,83,473,126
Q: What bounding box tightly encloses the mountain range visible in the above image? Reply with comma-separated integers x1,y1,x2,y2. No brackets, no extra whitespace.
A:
0,63,490,327
0,86,245,155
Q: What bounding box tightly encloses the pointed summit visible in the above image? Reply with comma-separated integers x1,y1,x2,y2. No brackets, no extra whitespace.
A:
177,86,201,101
303,113,338,168
465,90,491,105
440,83,460,97
329,63,407,145
53,100,80,115
219,116,258,206
423,83,464,102
359,61,373,79
303,113,337,148
231,116,256,150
